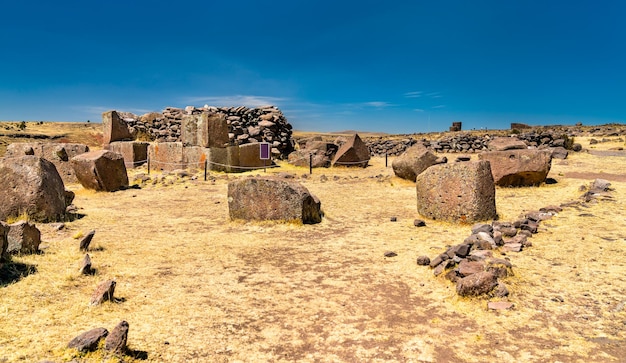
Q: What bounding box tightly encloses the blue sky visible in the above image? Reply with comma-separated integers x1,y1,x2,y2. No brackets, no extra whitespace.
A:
0,1,624,133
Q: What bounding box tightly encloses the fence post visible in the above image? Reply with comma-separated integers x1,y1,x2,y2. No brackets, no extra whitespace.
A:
385,153,388,167
147,156,150,175
309,153,313,175
204,160,208,181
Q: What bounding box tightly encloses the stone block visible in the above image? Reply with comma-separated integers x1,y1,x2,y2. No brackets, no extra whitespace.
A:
71,150,129,192
228,177,322,224
239,143,269,168
416,161,496,223
102,111,133,145
106,141,149,168
7,220,41,254
199,112,230,148
478,149,552,186
6,143,90,183
148,142,185,171
210,146,240,173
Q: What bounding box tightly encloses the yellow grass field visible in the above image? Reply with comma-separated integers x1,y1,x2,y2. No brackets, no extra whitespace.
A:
0,125,625,362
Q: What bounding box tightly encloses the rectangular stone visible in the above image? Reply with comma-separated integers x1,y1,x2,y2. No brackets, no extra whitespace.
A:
102,111,133,145
148,142,184,171
106,141,149,168
200,113,230,148
209,146,240,173
239,143,268,168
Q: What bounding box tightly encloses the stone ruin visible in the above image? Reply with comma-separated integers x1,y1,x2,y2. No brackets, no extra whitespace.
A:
103,105,294,172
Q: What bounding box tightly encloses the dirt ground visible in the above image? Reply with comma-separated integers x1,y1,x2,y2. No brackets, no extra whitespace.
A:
0,134,625,362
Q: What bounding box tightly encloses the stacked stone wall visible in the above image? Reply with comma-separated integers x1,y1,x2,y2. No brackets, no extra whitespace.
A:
118,105,293,159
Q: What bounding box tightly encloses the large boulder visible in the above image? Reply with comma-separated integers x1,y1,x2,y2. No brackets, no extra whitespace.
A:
478,149,552,186
0,156,68,222
105,141,149,168
487,137,527,151
228,177,322,224
392,144,443,181
102,111,133,145
7,220,41,254
71,150,129,192
331,134,370,167
5,143,90,183
416,161,496,223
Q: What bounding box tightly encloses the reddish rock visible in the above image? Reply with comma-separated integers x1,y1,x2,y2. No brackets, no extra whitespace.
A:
478,149,552,186
79,254,93,275
488,301,514,310
392,144,442,181
68,327,108,352
331,134,370,167
416,161,496,223
456,271,498,296
6,221,41,254
457,260,485,277
79,230,96,251
0,156,67,222
487,137,527,151
90,280,116,305
209,145,241,173
239,143,270,168
104,321,129,354
416,256,430,266
71,150,129,192
102,111,133,145
105,141,149,168
228,177,322,224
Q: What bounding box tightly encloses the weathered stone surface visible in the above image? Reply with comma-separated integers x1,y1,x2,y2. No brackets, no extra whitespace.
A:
148,142,184,171
0,156,67,222
79,230,96,251
71,150,129,192
90,280,116,305
550,146,569,159
7,221,41,254
79,254,93,275
416,255,431,266
183,113,230,148
210,145,240,173
228,177,322,224
416,161,496,223
331,134,370,167
102,111,133,145
5,143,90,183
456,271,498,296
104,321,129,354
0,222,8,263
239,143,269,168
68,327,108,352
392,144,442,181
487,137,527,151
413,219,426,227
105,141,149,168
457,260,484,277
288,149,331,168
478,149,552,186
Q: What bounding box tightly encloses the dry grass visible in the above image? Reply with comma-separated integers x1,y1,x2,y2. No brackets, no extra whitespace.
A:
1,132,625,362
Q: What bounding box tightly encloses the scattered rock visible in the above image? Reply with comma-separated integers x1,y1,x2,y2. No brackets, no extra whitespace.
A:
104,320,129,354
79,230,96,251
488,301,514,310
416,256,431,266
384,251,398,258
68,327,109,352
90,280,116,306
392,144,442,181
6,220,41,254
71,150,129,192
456,271,498,297
478,149,552,186
413,219,426,227
79,254,93,275
390,216,397,222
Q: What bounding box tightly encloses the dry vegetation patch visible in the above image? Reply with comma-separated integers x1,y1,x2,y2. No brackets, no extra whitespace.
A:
0,134,625,362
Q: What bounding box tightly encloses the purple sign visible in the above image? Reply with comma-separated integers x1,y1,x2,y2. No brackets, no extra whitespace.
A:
259,142,271,160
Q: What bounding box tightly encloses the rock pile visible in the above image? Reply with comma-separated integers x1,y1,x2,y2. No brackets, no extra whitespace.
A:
366,130,584,156
120,105,294,159
420,178,615,298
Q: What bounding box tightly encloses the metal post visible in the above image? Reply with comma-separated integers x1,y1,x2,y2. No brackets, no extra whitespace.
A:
264,159,267,173
309,153,313,175
204,160,208,181
385,153,388,167
147,156,150,175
